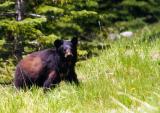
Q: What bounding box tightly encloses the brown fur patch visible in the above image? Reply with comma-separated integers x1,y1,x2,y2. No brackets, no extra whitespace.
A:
20,55,43,78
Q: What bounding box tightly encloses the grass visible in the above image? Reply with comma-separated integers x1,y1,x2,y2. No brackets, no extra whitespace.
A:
0,25,160,113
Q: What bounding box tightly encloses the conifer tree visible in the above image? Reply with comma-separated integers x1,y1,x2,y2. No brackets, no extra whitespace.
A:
0,0,160,60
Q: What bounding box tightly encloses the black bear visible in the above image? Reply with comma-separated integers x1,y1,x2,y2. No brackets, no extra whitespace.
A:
14,37,79,90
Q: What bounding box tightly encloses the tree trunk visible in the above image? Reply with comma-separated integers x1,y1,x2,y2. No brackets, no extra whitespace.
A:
16,0,25,21
14,0,26,61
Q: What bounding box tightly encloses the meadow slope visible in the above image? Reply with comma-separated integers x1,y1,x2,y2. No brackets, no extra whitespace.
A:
0,25,160,113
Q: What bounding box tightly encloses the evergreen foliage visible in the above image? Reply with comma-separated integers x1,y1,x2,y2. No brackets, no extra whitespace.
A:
0,0,160,60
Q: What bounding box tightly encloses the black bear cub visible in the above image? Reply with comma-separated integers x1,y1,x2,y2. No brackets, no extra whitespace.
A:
14,37,79,90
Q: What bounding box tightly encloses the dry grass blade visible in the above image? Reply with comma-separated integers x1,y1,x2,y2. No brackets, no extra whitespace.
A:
110,96,134,113
118,92,158,111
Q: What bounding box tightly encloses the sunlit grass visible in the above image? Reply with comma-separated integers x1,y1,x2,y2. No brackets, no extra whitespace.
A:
0,30,160,113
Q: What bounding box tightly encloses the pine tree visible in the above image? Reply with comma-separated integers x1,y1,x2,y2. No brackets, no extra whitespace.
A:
0,0,160,61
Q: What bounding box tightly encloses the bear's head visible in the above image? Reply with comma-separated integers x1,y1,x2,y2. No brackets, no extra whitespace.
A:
54,37,78,61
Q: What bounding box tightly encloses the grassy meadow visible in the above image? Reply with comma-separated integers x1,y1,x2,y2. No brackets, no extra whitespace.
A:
0,24,160,113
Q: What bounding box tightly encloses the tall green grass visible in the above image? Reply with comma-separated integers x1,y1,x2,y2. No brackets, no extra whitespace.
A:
0,25,160,113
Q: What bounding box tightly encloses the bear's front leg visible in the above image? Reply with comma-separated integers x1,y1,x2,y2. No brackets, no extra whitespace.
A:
43,71,60,91
66,68,79,85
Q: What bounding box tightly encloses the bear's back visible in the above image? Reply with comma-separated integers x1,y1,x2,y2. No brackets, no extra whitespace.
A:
18,49,59,78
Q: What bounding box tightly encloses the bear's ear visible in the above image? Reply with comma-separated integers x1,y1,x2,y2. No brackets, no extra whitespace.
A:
54,39,63,48
71,37,78,46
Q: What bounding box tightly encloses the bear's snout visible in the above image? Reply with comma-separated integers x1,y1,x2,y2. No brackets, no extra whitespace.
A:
65,49,73,58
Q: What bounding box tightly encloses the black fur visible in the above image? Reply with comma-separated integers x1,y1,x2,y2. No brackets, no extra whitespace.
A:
14,37,79,90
